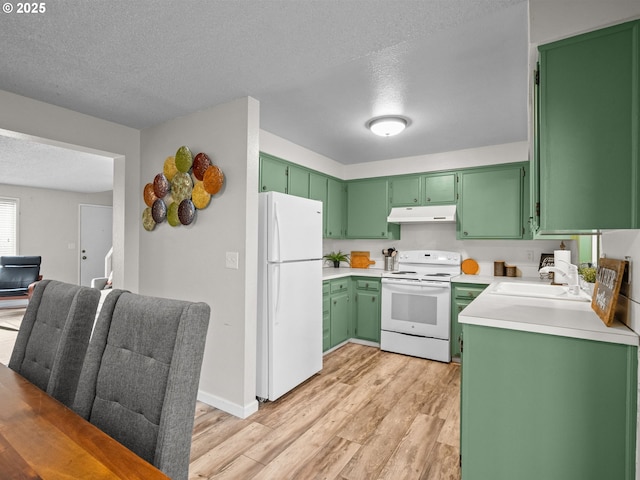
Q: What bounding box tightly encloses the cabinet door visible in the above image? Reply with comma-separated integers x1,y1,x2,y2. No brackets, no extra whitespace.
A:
326,178,345,238
423,172,456,205
309,172,328,237
288,165,309,198
389,176,422,207
330,292,350,347
346,178,399,239
461,324,637,480
323,295,331,352
458,164,524,239
355,291,380,342
259,154,288,193
538,20,640,231
451,299,471,358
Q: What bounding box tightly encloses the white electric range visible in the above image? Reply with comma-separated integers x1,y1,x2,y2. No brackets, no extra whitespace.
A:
380,250,461,362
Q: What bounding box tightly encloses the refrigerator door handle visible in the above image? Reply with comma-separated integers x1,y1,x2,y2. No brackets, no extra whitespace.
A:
273,200,281,262
273,264,281,321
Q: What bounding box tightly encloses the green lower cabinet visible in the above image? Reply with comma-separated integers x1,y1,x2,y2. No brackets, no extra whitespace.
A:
329,278,351,348
353,278,381,343
450,283,487,359
322,281,331,351
461,324,637,480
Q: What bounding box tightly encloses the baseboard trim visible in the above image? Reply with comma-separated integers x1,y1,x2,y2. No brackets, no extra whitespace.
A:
197,390,259,419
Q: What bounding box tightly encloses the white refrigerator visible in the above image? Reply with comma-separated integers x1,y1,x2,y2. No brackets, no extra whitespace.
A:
257,191,323,401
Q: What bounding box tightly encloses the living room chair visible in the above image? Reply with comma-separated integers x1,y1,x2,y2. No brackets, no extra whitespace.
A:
72,290,210,480
8,279,100,407
0,255,42,301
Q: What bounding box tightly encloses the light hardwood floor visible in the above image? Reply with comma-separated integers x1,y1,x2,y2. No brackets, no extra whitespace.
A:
0,311,461,479
0,307,24,365
189,343,461,480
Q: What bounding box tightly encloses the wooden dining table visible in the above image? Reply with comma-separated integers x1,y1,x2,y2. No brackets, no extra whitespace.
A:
0,363,170,479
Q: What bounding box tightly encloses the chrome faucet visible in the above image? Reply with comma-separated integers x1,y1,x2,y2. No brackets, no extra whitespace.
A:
539,260,580,295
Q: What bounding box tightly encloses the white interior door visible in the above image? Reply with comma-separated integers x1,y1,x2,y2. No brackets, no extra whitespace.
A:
79,204,113,286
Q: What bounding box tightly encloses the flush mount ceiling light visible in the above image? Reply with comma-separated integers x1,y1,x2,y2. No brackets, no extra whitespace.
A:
366,116,409,137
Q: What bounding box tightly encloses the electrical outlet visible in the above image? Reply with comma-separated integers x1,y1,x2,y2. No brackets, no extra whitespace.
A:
225,252,239,269
526,250,534,262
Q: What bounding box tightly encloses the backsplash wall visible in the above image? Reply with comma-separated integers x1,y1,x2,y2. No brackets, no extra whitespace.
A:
323,223,574,278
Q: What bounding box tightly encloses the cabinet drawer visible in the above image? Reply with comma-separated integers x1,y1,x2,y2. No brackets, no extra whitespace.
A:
322,281,330,296
330,279,349,293
355,279,380,291
453,285,487,300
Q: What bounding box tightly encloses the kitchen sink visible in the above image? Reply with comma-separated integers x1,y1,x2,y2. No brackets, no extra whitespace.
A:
488,282,591,302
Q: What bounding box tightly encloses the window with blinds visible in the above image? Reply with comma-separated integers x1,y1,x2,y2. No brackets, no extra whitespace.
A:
0,198,18,256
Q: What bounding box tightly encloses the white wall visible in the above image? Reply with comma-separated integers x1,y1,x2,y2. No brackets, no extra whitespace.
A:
0,90,140,291
140,97,260,418
0,184,112,284
261,129,529,180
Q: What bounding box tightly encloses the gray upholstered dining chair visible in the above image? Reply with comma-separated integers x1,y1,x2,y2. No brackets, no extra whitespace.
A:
72,289,210,480
8,279,100,407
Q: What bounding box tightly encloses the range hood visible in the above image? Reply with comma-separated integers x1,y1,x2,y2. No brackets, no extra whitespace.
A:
387,205,456,224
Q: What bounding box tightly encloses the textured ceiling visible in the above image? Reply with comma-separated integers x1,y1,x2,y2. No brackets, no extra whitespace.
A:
0,0,528,192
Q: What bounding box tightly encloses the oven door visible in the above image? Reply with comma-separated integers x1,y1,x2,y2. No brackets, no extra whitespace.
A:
381,278,451,340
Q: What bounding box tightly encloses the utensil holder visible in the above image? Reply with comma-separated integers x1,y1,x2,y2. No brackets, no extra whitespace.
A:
384,256,395,271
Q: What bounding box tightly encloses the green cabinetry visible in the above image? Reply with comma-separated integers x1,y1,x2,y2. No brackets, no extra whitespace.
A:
389,172,456,207
328,278,351,349
288,164,309,198
326,178,346,238
259,153,289,194
346,178,400,239
353,278,381,343
451,283,487,360
423,172,456,205
536,20,640,232
322,281,331,351
389,175,422,207
461,324,637,480
259,153,345,238
458,163,527,239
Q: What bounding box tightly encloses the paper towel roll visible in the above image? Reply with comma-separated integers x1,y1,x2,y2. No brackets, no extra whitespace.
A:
554,250,571,275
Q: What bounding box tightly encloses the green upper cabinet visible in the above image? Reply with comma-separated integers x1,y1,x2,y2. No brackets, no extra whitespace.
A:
326,177,346,238
423,172,456,205
288,164,310,198
309,172,328,236
389,175,422,207
458,163,526,239
259,153,288,194
346,178,400,239
389,173,456,207
537,20,640,232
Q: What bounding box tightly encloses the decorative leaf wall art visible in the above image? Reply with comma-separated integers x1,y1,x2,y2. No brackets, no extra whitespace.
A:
142,146,224,231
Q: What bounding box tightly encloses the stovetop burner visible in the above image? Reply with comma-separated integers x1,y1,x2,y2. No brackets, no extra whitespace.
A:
382,250,462,282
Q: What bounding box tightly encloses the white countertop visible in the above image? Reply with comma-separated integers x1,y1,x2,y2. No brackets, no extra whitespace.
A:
323,267,385,280
453,274,550,285
459,281,639,347
324,270,551,284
